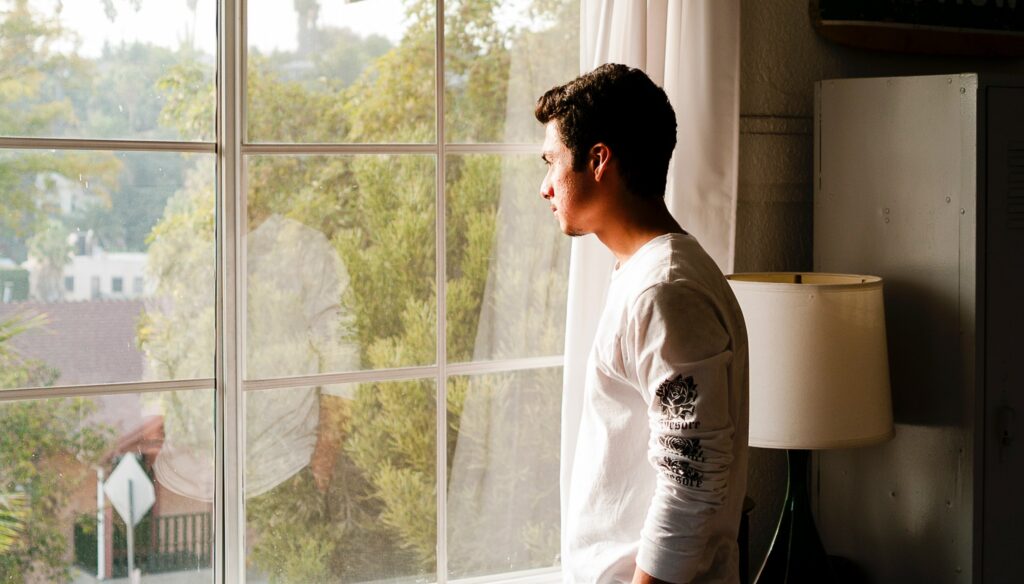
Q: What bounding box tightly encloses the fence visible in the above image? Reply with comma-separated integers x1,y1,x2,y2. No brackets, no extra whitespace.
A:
74,511,212,577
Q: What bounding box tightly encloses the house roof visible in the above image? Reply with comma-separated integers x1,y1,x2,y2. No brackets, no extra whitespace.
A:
0,299,147,387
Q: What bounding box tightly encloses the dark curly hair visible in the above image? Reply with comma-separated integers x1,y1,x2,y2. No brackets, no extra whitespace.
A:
535,63,677,199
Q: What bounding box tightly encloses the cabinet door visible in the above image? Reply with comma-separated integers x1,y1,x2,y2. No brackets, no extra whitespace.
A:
815,75,972,584
983,85,1024,584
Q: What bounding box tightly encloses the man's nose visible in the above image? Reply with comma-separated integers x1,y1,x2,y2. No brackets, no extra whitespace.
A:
540,177,553,200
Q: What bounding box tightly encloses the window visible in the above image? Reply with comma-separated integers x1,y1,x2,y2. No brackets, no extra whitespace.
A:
0,1,576,583
64,276,74,293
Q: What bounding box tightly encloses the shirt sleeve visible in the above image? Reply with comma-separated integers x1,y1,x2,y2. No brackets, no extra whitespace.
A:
624,281,735,584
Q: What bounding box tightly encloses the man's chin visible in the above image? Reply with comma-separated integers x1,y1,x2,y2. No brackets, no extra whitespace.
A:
557,219,587,237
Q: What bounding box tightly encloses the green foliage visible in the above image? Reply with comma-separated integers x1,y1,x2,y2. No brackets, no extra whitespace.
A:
340,31,436,143
0,312,56,389
83,42,192,140
246,475,340,584
0,0,82,137
0,394,112,582
0,492,28,553
25,216,72,301
334,155,437,368
247,58,347,143
137,161,216,381
157,59,215,142
0,0,122,265
0,268,29,302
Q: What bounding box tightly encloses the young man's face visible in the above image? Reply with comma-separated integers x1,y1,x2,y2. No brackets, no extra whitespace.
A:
540,121,599,237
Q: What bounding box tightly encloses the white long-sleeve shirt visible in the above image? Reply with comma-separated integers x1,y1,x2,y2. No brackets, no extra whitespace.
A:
565,233,748,584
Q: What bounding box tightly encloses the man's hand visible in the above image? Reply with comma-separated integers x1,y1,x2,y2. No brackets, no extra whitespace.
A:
631,567,674,584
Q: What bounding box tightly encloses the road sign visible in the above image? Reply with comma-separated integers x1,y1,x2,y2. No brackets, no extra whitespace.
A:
103,454,155,527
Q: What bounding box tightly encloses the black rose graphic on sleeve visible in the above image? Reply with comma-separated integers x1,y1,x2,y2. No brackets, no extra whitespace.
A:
656,457,704,488
659,436,704,462
655,375,698,420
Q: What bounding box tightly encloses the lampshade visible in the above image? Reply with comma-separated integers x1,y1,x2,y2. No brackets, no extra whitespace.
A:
727,273,894,450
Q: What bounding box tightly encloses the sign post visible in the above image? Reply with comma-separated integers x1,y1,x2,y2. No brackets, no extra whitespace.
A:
127,478,135,582
103,455,155,583
96,468,105,580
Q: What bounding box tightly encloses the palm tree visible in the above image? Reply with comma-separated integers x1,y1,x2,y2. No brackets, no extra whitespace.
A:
0,492,27,552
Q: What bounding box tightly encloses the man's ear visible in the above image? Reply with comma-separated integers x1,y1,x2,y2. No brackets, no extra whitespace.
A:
589,143,612,181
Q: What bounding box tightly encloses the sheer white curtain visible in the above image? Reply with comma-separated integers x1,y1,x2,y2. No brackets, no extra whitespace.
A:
561,0,741,559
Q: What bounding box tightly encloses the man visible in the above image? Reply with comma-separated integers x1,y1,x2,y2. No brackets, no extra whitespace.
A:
536,64,749,584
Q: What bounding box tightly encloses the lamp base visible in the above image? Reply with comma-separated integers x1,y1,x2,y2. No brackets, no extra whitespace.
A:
754,449,836,584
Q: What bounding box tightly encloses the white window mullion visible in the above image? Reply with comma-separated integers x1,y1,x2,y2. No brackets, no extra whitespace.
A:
239,356,565,394
0,136,215,152
0,378,214,403
243,365,439,392
242,143,436,154
435,0,449,580
216,0,246,581
446,356,564,377
443,143,540,154
239,143,539,155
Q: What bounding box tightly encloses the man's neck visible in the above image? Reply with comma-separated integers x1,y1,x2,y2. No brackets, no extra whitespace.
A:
593,196,685,266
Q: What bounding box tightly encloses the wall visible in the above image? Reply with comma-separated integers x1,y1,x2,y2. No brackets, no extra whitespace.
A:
736,0,1024,580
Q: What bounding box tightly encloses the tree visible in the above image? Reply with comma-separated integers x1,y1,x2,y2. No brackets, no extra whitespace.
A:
0,396,112,582
0,0,120,270
0,398,111,582
0,312,54,389
25,217,72,301
0,492,28,553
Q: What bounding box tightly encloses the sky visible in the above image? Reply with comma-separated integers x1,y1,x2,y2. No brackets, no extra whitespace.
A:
49,0,409,57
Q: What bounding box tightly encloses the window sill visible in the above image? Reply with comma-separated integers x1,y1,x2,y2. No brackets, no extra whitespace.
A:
448,567,562,584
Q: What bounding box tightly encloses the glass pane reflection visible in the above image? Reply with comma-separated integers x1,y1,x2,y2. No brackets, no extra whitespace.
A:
444,0,579,143
245,379,437,583
0,0,216,141
445,154,570,363
0,389,214,582
244,155,436,379
0,150,216,390
447,367,562,579
246,0,435,143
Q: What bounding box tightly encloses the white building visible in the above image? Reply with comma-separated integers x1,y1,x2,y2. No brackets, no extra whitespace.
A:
23,231,150,302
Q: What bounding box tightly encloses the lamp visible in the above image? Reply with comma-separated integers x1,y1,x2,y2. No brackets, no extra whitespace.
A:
726,273,893,583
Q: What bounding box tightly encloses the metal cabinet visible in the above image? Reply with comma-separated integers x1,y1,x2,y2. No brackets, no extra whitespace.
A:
813,73,1024,584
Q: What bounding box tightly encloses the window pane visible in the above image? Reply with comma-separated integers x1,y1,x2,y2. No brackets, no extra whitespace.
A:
244,155,436,379
445,154,570,362
245,379,437,583
246,0,435,143
0,150,215,390
444,0,579,143
0,0,216,141
447,367,562,579
0,389,214,582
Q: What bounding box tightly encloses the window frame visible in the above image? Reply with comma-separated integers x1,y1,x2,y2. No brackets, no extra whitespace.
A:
0,1,568,582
